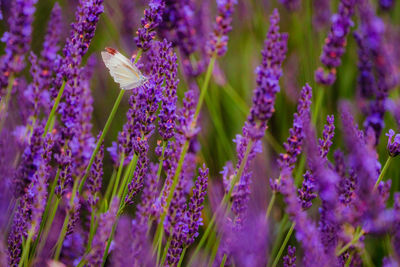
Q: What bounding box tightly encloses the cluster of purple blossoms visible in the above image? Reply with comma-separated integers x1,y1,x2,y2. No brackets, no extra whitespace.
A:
206,0,238,57
283,245,296,267
315,0,356,85
135,0,166,51
87,197,119,266
386,129,400,157
277,84,312,172
2,0,400,265
357,0,399,141
0,0,38,98
159,0,197,57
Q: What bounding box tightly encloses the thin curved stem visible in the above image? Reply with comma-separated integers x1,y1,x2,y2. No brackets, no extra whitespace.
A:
43,80,66,136
374,156,393,190
78,89,125,193
271,222,295,267
336,227,364,256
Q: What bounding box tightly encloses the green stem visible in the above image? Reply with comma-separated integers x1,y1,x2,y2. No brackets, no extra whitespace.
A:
103,169,117,211
78,89,126,194
101,222,117,267
43,80,66,136
76,258,87,267
86,207,97,252
193,55,216,127
0,75,15,132
268,215,289,265
101,156,139,265
117,154,138,199
345,251,354,267
154,141,190,258
266,193,276,220
18,227,34,267
219,254,227,267
336,227,364,256
312,87,324,126
209,237,221,267
53,213,69,260
160,236,172,266
35,197,60,260
156,142,167,183
374,156,393,190
111,153,126,200
271,222,296,267
54,179,79,260
177,247,187,267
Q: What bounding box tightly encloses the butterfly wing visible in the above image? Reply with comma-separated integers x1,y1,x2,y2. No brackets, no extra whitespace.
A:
101,48,147,90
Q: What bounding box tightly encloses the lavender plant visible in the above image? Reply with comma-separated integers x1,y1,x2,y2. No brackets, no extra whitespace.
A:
1,0,400,266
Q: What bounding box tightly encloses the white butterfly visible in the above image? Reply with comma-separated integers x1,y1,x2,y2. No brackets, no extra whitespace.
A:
101,47,147,90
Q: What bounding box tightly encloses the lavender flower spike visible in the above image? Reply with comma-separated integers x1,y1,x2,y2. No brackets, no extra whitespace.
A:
247,9,288,140
185,164,209,246
87,197,119,266
278,84,312,172
206,0,238,57
283,245,296,267
0,0,38,95
386,129,400,157
135,0,166,51
318,115,335,159
315,0,356,85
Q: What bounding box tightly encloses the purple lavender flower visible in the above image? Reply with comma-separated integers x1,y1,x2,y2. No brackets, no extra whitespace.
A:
297,171,316,210
283,245,296,267
13,124,44,197
228,212,269,266
185,165,209,246
156,40,178,141
87,197,119,266
315,0,356,85
0,0,38,96
280,169,332,265
27,132,55,237
247,9,288,139
313,0,331,30
304,119,341,255
354,31,376,99
7,197,29,266
393,193,400,259
55,147,72,197
159,0,197,56
340,103,385,226
318,115,335,159
278,84,312,171
112,216,134,267
58,0,103,143
135,0,166,51
379,0,394,10
206,0,238,57
40,3,62,106
386,129,400,157
131,164,159,263
87,135,103,207
280,0,301,11
358,0,399,141
227,9,287,222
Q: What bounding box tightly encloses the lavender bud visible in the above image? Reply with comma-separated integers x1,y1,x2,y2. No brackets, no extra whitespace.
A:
386,129,400,157
206,0,237,57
